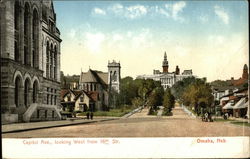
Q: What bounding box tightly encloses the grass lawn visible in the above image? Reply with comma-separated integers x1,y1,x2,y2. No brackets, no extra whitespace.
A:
77,108,133,117
230,121,250,127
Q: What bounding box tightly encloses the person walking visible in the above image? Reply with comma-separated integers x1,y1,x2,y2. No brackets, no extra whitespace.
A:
90,112,94,120
86,112,90,120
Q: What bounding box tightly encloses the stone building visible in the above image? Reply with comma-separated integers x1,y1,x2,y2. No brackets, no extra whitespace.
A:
78,61,121,110
137,52,195,89
0,0,62,123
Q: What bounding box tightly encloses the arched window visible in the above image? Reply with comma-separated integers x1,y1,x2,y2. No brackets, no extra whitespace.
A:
54,46,57,79
15,76,22,107
50,44,53,78
33,80,38,103
24,3,30,65
32,9,39,68
46,42,49,78
24,79,30,107
14,2,20,62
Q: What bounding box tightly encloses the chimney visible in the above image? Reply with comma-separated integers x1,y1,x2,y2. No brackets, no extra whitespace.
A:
231,77,234,81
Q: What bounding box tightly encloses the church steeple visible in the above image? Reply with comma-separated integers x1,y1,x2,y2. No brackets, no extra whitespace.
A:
242,64,248,79
162,51,169,73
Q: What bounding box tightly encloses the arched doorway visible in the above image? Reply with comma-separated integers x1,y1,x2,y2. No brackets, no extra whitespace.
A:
15,76,22,107
33,80,38,103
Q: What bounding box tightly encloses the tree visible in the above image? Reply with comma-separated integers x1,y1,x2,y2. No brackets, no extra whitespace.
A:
181,79,214,115
171,76,197,100
148,86,164,110
162,88,175,115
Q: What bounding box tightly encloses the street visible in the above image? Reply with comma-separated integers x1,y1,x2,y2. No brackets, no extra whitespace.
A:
3,105,250,138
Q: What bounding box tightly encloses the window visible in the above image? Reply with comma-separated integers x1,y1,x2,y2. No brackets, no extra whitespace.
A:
51,95,53,105
45,110,47,118
54,46,57,79
32,9,39,68
46,42,49,77
14,1,21,61
37,110,40,118
47,94,49,104
15,76,21,107
67,94,71,101
50,44,53,78
80,96,84,102
24,79,30,106
33,81,38,103
24,3,30,65
54,96,57,105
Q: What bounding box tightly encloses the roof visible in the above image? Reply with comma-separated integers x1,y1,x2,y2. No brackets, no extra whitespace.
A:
80,70,98,83
80,69,108,89
97,72,108,84
220,87,248,99
232,78,248,86
73,90,92,101
87,91,99,102
61,89,94,101
222,102,234,109
61,89,69,101
233,97,247,109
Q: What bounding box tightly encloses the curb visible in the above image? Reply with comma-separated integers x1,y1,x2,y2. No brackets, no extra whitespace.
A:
2,118,117,134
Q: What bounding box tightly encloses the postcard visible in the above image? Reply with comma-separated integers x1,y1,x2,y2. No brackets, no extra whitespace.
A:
1,0,249,158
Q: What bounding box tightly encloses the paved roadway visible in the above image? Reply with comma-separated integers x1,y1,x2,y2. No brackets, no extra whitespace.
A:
2,105,250,138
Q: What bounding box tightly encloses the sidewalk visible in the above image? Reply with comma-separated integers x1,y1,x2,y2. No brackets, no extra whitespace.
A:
2,117,117,133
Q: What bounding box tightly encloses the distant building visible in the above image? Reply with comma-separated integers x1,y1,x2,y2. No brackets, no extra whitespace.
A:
137,52,195,89
211,64,248,102
61,72,80,90
0,0,62,123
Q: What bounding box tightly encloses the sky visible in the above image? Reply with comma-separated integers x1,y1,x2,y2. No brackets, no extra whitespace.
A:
54,0,249,82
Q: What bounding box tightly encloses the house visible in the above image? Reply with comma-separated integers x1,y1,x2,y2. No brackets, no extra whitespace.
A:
61,89,95,112
220,88,248,118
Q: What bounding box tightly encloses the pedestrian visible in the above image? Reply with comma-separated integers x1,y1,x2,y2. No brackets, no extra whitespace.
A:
86,112,89,120
90,112,93,120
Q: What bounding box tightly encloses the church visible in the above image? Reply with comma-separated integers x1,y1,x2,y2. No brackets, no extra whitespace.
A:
137,52,195,89
0,0,62,123
78,60,121,111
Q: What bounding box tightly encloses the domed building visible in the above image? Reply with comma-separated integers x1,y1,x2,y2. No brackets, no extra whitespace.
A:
137,52,195,89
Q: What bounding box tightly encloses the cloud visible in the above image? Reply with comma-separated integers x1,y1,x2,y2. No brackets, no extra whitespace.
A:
125,5,147,19
92,7,106,15
172,1,186,20
84,32,105,52
108,3,147,19
153,1,186,22
214,5,229,24
91,2,187,21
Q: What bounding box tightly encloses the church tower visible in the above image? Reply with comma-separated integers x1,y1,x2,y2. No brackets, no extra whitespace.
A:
108,60,121,93
162,52,169,73
242,64,248,79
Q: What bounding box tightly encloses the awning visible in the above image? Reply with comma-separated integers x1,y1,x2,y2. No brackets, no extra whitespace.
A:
222,102,234,109
233,98,246,109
